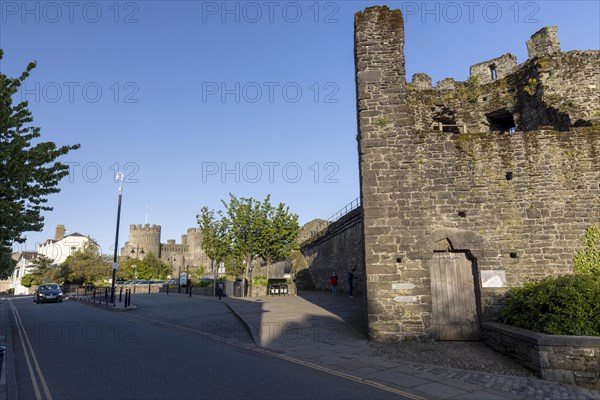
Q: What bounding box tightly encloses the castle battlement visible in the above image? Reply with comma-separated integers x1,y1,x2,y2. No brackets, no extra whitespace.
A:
409,26,563,91
130,223,161,232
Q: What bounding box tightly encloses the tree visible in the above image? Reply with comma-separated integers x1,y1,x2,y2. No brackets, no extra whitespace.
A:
197,206,231,273
0,49,80,278
29,254,56,282
222,194,263,281
139,252,170,279
199,194,300,283
62,241,110,284
255,198,299,280
21,273,42,287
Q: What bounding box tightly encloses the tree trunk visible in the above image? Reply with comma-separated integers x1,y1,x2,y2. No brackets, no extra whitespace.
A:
266,257,271,281
245,254,250,280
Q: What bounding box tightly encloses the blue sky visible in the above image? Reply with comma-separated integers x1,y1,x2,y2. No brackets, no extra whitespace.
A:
2,1,599,256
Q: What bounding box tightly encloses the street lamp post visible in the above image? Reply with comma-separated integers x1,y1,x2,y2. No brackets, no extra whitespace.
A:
130,245,144,279
110,172,124,304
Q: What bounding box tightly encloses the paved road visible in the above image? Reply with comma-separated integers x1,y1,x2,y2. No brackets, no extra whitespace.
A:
3,295,416,400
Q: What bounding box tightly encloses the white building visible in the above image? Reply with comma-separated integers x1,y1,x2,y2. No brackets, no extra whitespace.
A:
10,251,38,295
9,225,92,294
37,224,91,265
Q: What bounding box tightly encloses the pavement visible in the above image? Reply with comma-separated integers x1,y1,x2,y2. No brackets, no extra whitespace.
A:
220,291,600,400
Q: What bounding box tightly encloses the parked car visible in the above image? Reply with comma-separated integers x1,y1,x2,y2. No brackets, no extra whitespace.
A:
34,283,63,303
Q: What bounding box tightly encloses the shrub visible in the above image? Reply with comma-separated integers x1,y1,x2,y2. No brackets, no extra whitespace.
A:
252,275,268,287
498,274,600,336
194,280,213,287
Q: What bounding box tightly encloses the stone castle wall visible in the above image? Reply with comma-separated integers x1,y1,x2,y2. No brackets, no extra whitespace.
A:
301,208,365,293
355,6,600,340
122,224,212,277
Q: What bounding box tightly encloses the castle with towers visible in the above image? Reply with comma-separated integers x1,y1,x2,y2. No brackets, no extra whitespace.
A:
121,224,212,277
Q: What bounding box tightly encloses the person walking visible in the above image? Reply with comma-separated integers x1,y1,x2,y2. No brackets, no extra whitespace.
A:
217,282,224,300
330,273,338,296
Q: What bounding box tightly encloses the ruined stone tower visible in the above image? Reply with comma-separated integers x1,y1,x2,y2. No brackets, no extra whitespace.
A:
355,6,600,341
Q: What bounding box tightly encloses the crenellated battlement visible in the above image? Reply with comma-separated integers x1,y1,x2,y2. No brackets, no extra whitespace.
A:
409,26,563,92
129,223,161,232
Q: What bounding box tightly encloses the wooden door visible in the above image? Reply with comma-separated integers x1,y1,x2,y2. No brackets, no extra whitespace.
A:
429,252,480,340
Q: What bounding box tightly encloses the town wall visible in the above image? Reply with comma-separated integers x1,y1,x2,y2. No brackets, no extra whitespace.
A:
355,6,600,341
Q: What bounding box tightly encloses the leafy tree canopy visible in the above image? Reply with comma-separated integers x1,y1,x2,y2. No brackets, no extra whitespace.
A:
0,49,80,278
62,241,109,284
198,193,299,280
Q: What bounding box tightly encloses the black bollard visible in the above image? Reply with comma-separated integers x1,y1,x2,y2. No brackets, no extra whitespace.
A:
93,288,97,303
166,284,169,295
119,286,123,303
189,284,192,298
0,346,5,378
148,283,151,294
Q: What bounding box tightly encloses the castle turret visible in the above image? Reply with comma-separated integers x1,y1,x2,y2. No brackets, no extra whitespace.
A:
122,224,161,259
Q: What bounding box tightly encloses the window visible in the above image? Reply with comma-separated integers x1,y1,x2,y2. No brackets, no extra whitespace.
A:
490,64,497,81
486,109,516,133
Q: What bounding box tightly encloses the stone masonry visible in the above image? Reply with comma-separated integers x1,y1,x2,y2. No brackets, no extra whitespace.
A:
355,6,600,341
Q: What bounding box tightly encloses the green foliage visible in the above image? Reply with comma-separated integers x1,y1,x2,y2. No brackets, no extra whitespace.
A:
198,194,299,280
118,252,170,280
21,254,69,284
255,196,300,279
458,74,483,103
0,49,80,278
29,254,55,281
574,225,600,275
222,194,263,276
524,77,538,96
197,207,231,266
21,273,42,287
498,274,600,336
252,275,268,287
377,117,389,127
62,241,110,284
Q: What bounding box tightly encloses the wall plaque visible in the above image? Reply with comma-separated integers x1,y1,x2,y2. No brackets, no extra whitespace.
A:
392,283,415,290
393,296,418,303
481,270,507,288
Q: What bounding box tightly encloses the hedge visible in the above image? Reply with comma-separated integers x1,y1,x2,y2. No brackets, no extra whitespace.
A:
498,274,600,336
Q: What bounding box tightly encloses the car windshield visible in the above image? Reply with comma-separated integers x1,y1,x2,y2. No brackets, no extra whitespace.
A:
40,284,60,290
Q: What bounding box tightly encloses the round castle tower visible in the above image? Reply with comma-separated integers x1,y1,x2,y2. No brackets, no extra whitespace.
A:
123,224,161,258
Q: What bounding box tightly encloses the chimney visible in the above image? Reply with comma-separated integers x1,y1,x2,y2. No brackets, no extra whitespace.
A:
55,224,65,240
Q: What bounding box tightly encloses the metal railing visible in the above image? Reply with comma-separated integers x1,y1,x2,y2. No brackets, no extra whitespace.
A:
327,197,361,222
